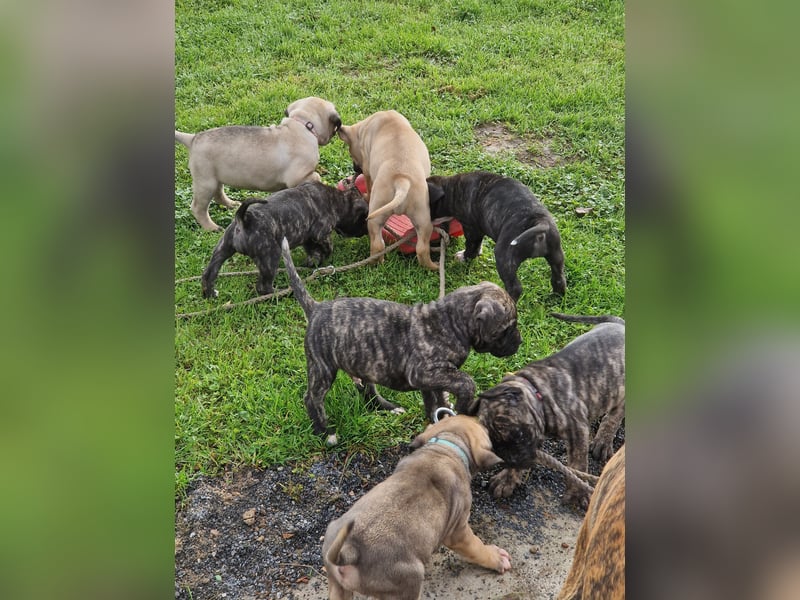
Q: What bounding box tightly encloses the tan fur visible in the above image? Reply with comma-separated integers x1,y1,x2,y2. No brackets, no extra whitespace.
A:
337,110,437,270
175,96,340,231
557,445,625,600
322,416,510,599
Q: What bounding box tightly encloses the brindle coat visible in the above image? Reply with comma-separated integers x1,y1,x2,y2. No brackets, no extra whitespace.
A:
477,313,624,508
201,181,368,299
557,445,625,600
281,239,522,446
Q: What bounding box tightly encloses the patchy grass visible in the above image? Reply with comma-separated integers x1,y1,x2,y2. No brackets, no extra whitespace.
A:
175,0,624,497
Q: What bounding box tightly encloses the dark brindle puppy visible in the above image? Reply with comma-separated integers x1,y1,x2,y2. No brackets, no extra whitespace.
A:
201,181,368,299
426,170,567,300
281,238,521,446
477,313,625,509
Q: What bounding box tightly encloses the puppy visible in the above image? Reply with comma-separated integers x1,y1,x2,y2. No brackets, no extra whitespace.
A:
477,313,625,509
337,110,438,270
175,96,341,231
281,238,521,446
427,170,567,300
323,415,511,600
557,445,625,600
201,181,367,299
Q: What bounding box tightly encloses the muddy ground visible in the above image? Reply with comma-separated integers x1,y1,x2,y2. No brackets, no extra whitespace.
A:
175,432,623,600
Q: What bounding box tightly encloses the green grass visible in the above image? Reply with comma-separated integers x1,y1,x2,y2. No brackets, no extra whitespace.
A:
175,0,624,498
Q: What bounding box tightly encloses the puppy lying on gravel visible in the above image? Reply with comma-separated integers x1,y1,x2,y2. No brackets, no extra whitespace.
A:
281,238,521,446
478,313,625,509
201,181,367,299
557,445,625,600
427,170,566,300
323,415,511,599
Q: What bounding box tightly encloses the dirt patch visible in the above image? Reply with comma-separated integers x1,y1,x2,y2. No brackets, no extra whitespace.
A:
475,123,576,169
174,431,622,600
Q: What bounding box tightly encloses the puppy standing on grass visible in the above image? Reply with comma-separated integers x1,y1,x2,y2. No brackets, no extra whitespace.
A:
557,445,625,600
323,415,511,600
427,170,567,300
175,96,341,231
477,313,625,509
337,110,439,271
201,181,368,299
280,238,521,446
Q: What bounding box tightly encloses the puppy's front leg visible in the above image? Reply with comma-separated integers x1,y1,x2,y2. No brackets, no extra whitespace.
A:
445,523,511,574
563,425,592,509
355,382,404,414
489,468,525,499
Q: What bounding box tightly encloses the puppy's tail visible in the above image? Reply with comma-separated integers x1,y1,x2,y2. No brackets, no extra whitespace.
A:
509,223,549,247
549,312,625,326
281,237,316,317
325,521,360,589
366,178,410,221
174,130,194,148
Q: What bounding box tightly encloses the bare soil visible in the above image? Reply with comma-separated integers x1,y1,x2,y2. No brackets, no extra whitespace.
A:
174,431,623,600
474,123,576,169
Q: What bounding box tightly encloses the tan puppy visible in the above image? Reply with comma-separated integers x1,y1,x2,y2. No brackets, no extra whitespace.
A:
557,445,625,600
337,110,437,270
175,96,341,231
323,416,511,599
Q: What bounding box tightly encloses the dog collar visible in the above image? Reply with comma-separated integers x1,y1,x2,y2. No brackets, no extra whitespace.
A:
291,116,320,143
427,436,471,472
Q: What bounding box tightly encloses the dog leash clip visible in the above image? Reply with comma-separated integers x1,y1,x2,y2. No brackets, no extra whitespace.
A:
433,406,456,423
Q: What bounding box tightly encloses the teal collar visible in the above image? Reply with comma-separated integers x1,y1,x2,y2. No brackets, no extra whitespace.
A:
427,436,471,472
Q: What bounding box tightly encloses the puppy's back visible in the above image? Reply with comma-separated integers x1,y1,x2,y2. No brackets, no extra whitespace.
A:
557,445,625,599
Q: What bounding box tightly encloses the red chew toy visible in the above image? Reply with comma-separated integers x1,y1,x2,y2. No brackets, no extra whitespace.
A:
336,174,463,254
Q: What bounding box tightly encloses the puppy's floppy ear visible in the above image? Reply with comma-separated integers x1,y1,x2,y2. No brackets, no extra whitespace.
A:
474,444,503,470
409,424,436,450
473,296,499,341
337,125,351,143
330,113,342,132
284,109,290,117
427,181,444,205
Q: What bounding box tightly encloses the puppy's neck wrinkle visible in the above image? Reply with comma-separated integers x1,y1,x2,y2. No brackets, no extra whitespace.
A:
425,435,471,473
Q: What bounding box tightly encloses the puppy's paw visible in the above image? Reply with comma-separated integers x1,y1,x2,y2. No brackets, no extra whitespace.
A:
489,545,512,573
590,439,613,463
455,250,467,262
489,469,522,499
326,433,338,446
202,287,219,299
562,487,591,511
391,407,406,414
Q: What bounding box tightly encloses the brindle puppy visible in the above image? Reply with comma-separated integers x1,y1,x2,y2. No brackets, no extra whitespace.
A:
477,313,624,508
281,238,521,446
201,181,368,299
426,170,567,300
558,445,625,600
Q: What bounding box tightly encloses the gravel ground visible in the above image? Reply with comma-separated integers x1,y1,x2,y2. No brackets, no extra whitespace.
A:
175,431,623,600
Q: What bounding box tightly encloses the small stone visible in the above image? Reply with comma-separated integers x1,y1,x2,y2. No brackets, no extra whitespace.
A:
210,529,220,536
242,508,257,526
561,542,570,549
529,546,539,554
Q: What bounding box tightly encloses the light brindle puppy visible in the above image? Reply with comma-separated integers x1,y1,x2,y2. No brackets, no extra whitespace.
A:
477,313,625,509
557,445,625,600
175,96,341,231
337,110,438,271
281,238,521,446
201,181,368,299
323,415,511,600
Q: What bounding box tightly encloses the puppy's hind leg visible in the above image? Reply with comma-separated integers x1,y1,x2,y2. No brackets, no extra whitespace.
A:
304,361,338,445
212,181,240,209
190,178,221,231
200,228,236,298
356,382,404,414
